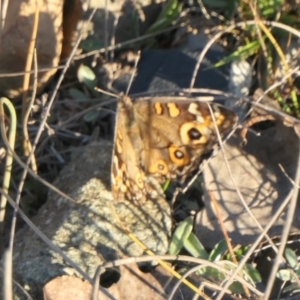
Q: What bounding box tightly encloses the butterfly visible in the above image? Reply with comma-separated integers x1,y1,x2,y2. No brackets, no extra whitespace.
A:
111,95,237,203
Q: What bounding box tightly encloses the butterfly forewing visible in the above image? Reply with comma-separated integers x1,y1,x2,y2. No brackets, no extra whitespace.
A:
111,96,237,202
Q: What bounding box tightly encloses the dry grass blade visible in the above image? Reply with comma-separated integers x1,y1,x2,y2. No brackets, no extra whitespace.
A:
74,24,181,61
208,190,251,297
3,249,12,300
0,66,64,78
208,190,236,263
168,263,242,300
22,5,39,166
1,260,33,300
0,98,16,236
0,0,9,32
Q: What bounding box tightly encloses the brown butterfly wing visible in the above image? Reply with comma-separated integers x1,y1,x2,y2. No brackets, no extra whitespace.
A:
111,97,164,202
133,98,237,184
111,96,237,202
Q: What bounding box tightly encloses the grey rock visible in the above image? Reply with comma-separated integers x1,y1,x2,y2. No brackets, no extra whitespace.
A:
11,141,171,299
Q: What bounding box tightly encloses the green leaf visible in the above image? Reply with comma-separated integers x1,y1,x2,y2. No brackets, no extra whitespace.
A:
162,178,171,191
282,282,300,293
228,281,246,294
77,64,97,91
212,40,262,69
209,240,228,262
226,0,238,16
285,248,299,270
225,245,250,260
244,264,262,283
80,38,104,52
69,88,88,100
277,269,293,281
83,110,100,123
184,232,209,259
196,266,225,281
168,217,193,255
258,0,284,18
146,0,182,34
201,0,228,8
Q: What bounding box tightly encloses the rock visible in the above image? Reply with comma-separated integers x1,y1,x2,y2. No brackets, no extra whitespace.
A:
0,0,82,98
12,141,171,299
196,121,300,248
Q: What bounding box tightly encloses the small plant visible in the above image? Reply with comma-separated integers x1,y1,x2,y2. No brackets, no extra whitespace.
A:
202,0,300,116
276,248,300,296
69,64,107,124
169,217,261,295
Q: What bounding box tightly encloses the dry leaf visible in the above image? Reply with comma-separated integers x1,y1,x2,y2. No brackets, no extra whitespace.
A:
196,121,300,248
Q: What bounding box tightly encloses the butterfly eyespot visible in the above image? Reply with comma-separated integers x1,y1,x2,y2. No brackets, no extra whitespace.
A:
168,145,190,166
149,159,169,175
174,150,184,159
158,164,165,170
188,128,202,140
180,122,209,145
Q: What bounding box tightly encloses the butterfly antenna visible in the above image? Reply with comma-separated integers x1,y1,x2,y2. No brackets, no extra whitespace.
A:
125,50,141,96
94,87,119,98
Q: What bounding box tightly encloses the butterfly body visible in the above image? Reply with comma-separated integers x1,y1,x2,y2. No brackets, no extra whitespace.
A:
111,96,237,203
